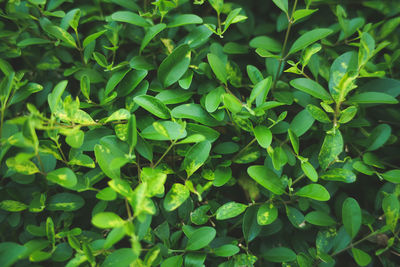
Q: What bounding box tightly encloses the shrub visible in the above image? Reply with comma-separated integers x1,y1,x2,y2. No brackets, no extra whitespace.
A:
1,0,400,266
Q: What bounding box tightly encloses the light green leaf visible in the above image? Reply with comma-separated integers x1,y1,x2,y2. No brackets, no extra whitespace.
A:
295,184,330,201
105,109,131,123
140,168,167,197
293,9,318,21
110,11,150,27
289,109,315,137
247,165,285,195
257,203,278,225
215,201,248,220
0,200,28,212
208,53,227,85
249,76,272,105
290,78,332,101
222,93,242,113
289,28,333,54
318,130,343,170
83,30,107,48
163,183,190,211
47,193,85,211
339,106,357,123
342,197,362,238
92,212,125,229
46,168,77,189
249,36,281,53
254,125,272,149
141,121,186,141
306,104,331,123
272,0,288,14
288,129,299,154
168,14,203,28
161,255,183,267
205,86,224,112
134,95,171,119
65,130,84,148
301,161,318,182
182,141,211,177
102,248,138,267
158,44,191,87
320,168,356,183
351,248,371,267
382,170,400,183
382,194,399,231
186,227,216,251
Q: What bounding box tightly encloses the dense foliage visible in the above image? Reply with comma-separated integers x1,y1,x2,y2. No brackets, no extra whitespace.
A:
1,0,400,266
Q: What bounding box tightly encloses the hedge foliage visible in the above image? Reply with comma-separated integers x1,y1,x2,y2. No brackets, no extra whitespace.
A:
1,0,400,266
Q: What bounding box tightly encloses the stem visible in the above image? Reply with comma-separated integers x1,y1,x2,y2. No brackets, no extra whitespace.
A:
217,12,222,37
0,108,4,140
232,138,257,161
331,231,379,257
125,198,132,219
154,140,177,168
271,0,298,90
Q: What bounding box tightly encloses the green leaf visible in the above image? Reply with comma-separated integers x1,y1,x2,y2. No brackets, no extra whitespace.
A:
214,244,240,257
92,212,125,229
156,89,193,105
191,205,211,225
46,217,55,247
290,78,332,101
351,248,371,267
305,211,336,226
0,242,28,267
320,168,356,183
6,157,40,175
289,109,315,137
207,53,227,85
80,74,90,100
110,11,150,27
247,165,285,195
222,8,247,34
329,51,358,103
141,121,186,141
168,14,203,28
158,44,191,87
295,184,330,201
249,36,281,53
171,103,220,126
46,168,77,189
249,76,272,105
382,170,400,183
96,187,117,201
47,193,85,211
222,93,242,113
288,28,333,54
301,161,318,182
141,168,167,197
161,255,183,267
164,183,190,211
318,130,343,170
0,200,28,212
342,197,362,238
271,0,288,14
382,194,399,231
182,141,212,177
306,104,331,123
215,201,248,220
293,9,318,21
186,227,216,251
339,106,357,123
257,203,278,225
288,129,299,154
82,29,107,48
140,24,166,53
65,130,84,148
134,95,171,119
263,247,297,263
242,206,261,242
47,25,77,48
127,114,137,150
102,248,138,267
347,92,398,104
254,125,272,149
205,86,224,112
366,124,391,151
213,166,232,187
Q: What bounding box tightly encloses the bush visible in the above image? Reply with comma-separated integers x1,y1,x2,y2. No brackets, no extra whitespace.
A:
1,0,400,266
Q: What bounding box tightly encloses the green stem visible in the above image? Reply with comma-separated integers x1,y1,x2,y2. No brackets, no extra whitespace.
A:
154,140,177,168
330,231,379,257
271,0,298,90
